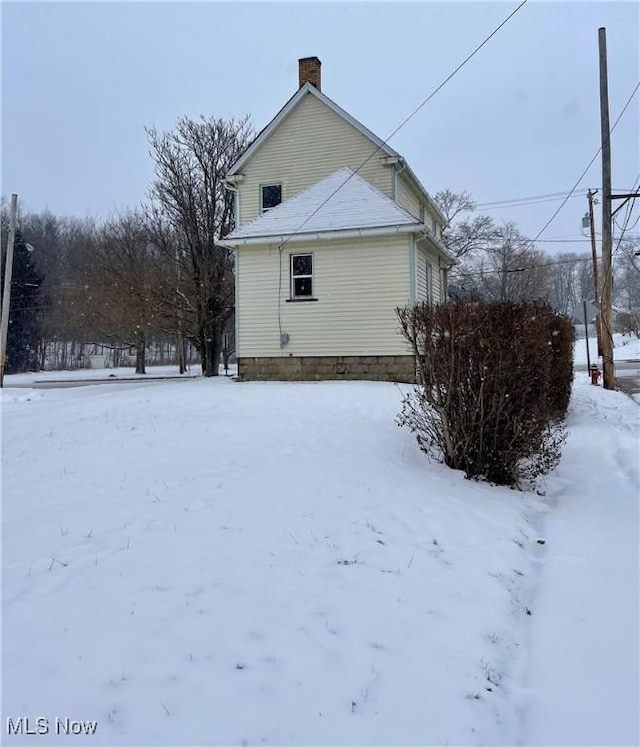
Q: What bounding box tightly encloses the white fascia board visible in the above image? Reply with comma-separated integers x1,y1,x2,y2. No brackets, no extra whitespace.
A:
401,161,448,227
226,83,400,178
225,82,446,229
417,230,456,266
220,223,419,247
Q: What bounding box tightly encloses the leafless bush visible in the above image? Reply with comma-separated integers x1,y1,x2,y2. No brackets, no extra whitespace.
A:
615,311,640,339
397,300,573,486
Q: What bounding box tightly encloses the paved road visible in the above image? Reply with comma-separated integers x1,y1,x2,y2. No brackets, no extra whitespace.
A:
5,375,202,390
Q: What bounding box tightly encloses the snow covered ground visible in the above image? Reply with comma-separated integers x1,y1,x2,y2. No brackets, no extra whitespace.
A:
2,373,638,745
6,364,203,385
574,331,640,364
522,377,639,746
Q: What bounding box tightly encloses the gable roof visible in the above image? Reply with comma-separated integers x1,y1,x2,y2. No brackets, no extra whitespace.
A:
225,82,446,226
224,166,420,244
227,82,400,178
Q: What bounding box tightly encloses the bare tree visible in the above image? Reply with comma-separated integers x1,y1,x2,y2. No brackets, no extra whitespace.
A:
433,189,499,261
62,213,165,373
146,115,253,376
545,252,595,316
458,222,552,302
614,237,640,310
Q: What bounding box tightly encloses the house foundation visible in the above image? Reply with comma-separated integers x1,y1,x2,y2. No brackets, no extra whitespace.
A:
238,355,416,383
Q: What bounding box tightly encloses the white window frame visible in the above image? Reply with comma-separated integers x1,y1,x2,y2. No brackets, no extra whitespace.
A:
290,253,313,299
426,262,434,304
260,183,282,213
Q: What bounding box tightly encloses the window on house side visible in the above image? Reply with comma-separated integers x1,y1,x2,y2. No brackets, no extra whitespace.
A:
261,184,282,212
291,254,313,298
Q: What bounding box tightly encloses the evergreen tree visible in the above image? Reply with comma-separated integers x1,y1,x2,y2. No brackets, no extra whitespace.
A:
1,231,43,373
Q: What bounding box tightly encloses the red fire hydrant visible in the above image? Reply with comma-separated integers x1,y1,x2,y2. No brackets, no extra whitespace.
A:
590,363,601,386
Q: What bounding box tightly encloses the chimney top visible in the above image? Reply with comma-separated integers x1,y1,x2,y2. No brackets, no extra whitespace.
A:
298,56,321,91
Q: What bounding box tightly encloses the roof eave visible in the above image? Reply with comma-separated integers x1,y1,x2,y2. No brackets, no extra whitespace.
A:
401,160,448,227
226,82,400,178
222,222,421,247
417,229,457,265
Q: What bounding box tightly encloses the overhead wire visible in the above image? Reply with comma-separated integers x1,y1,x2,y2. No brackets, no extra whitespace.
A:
452,249,633,280
612,174,640,248
530,80,640,243
612,189,639,257
274,0,529,253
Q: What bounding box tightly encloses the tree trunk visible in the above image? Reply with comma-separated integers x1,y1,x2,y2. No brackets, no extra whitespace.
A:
135,333,146,374
202,336,217,376
201,323,223,377
176,331,185,374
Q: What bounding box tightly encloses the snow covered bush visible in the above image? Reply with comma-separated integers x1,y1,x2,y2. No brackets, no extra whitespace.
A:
397,300,573,486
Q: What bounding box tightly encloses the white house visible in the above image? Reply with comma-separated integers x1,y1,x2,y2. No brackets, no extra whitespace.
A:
222,57,453,381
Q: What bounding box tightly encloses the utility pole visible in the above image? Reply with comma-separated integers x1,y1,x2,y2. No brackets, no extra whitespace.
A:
587,189,602,356
0,193,18,388
598,27,615,390
583,299,591,373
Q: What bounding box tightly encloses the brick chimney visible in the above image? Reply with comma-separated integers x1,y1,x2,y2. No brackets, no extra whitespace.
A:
298,57,321,91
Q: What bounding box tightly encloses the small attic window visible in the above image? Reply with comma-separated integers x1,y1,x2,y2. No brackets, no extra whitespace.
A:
261,184,282,213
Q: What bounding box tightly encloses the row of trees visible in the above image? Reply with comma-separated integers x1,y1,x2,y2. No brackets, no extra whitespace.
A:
2,125,638,375
1,116,253,375
433,189,640,318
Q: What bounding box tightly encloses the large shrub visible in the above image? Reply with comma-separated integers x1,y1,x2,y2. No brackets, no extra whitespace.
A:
397,300,574,486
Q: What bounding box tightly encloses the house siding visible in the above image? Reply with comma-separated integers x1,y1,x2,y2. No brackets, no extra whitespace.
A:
396,172,422,220
396,172,444,238
236,234,413,358
237,93,393,226
416,241,443,303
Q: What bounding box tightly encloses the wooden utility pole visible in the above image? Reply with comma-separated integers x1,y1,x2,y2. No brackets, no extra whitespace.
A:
0,193,18,388
587,189,602,356
598,27,615,390
583,299,591,373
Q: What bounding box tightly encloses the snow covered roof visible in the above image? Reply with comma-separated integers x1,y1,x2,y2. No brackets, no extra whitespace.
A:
225,82,446,227
224,167,421,244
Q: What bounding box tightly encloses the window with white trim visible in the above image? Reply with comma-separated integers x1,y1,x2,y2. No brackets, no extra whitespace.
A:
426,262,434,304
261,184,282,213
290,254,313,298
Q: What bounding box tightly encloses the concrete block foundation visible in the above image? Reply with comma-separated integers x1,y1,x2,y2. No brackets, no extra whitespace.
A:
238,355,416,383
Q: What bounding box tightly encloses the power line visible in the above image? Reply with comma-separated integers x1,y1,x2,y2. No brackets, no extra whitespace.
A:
475,189,588,207
275,0,529,252
468,194,589,211
531,80,640,243
453,241,637,279
454,254,595,278
469,186,634,210
613,174,640,240
537,235,640,244
613,175,639,256
470,190,589,210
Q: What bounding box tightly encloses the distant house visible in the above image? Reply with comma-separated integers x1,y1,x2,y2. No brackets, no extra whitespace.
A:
221,57,453,381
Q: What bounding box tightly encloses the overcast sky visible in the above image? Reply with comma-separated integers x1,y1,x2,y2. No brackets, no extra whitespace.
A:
2,1,639,254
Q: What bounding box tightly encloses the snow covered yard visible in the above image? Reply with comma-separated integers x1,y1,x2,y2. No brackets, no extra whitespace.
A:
2,375,638,745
